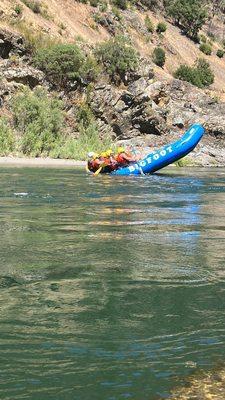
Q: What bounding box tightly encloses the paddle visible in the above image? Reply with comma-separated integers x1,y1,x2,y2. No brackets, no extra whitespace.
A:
93,163,106,176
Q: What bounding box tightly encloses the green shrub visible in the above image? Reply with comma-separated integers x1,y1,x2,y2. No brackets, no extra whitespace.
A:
208,31,215,41
217,49,224,58
76,103,94,129
34,43,98,87
111,6,122,20
21,0,41,14
174,58,214,88
11,87,64,156
90,0,99,7
145,15,154,33
152,47,166,67
95,35,138,82
156,22,167,33
199,42,212,55
0,118,15,155
50,122,113,160
195,58,214,87
112,0,127,10
199,34,207,43
99,1,108,12
14,4,23,15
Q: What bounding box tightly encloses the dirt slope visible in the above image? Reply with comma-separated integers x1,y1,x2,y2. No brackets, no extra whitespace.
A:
0,0,225,99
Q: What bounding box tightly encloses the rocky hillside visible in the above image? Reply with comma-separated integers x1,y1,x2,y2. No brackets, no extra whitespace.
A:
0,0,225,164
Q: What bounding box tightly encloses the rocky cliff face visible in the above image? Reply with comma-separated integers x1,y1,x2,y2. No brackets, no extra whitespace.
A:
0,27,225,165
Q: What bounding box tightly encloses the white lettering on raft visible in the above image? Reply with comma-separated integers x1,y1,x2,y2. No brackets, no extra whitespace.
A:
128,145,174,172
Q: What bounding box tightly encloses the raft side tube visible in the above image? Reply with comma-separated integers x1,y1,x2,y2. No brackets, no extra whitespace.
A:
112,124,205,176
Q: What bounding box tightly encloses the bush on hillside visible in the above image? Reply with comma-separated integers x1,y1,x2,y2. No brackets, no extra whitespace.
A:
0,118,15,155
199,34,207,43
174,58,214,88
138,0,158,10
152,47,166,67
199,42,212,55
21,0,41,14
156,22,167,33
112,0,127,9
90,0,99,7
14,4,23,15
95,35,138,83
145,15,154,33
217,49,224,58
34,44,98,88
11,87,64,156
167,0,207,39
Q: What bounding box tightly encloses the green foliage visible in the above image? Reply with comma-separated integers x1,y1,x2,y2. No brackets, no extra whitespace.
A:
152,47,166,67
217,49,224,58
14,4,23,15
95,35,138,82
156,22,167,33
145,15,154,33
99,1,108,12
90,0,99,7
199,42,212,55
0,118,15,155
112,0,127,10
111,6,122,20
138,0,158,10
21,0,41,14
167,0,207,39
76,103,94,129
11,87,64,156
174,58,214,88
199,34,207,43
50,122,113,160
34,44,98,88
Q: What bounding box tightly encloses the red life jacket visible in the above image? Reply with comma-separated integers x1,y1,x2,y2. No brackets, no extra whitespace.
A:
88,159,101,172
116,153,131,166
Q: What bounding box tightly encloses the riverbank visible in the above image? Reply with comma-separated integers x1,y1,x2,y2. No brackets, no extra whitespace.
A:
0,156,86,167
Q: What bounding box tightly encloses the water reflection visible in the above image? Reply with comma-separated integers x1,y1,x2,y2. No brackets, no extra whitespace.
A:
0,168,224,399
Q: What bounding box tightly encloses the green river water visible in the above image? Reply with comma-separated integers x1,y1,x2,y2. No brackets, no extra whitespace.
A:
0,167,225,400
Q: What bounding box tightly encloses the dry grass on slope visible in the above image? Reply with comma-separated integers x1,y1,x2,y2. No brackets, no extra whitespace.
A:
0,0,109,43
1,0,225,99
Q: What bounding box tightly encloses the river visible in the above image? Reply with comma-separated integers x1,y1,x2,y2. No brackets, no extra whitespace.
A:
0,167,225,400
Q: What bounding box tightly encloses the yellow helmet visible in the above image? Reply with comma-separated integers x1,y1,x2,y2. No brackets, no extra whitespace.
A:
106,149,113,156
101,152,107,158
117,146,125,154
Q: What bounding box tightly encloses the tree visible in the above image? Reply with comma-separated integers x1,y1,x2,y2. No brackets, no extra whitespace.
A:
167,0,207,39
95,35,138,83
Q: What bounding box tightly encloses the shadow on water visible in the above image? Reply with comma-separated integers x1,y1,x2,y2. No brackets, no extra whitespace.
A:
0,167,225,399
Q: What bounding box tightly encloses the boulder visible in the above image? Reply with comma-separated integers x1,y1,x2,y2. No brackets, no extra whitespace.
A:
0,60,44,89
0,29,27,59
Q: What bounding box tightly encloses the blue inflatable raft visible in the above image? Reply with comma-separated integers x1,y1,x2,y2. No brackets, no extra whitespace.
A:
112,124,205,176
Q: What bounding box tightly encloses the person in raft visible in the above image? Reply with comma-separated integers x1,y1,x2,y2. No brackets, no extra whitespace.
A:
115,146,138,168
87,148,139,173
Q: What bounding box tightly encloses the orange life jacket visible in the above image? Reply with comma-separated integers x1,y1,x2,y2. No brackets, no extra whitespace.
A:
116,152,134,165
